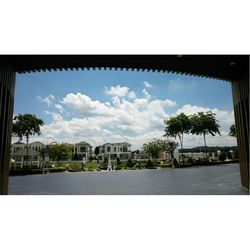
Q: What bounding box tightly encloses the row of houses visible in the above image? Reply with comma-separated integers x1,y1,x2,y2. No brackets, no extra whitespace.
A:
11,141,132,168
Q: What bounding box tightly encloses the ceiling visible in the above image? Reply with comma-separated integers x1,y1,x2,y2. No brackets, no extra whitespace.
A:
1,55,249,81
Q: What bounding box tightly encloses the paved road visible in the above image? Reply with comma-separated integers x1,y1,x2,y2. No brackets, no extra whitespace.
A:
8,163,249,195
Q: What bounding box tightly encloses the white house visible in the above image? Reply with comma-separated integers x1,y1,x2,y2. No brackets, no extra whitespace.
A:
11,141,45,168
98,142,132,160
29,141,45,152
74,141,92,160
11,141,25,154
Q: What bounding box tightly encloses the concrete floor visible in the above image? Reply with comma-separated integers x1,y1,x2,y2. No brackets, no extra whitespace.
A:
8,163,249,195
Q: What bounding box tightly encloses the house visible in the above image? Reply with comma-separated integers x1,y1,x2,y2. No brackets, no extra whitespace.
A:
29,141,45,152
11,141,25,154
74,141,92,160
98,142,132,160
11,141,45,168
11,148,42,168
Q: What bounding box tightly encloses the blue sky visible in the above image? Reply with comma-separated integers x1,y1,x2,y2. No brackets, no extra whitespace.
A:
14,70,236,149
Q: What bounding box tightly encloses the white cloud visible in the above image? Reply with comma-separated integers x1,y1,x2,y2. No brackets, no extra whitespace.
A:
105,85,129,97
61,92,113,117
38,91,235,150
39,90,178,149
45,111,64,123
55,104,64,113
38,94,55,106
142,88,151,100
143,81,153,88
128,91,136,99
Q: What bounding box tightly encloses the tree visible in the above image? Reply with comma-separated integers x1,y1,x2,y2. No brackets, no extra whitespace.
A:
48,143,71,164
39,147,46,160
94,146,100,156
12,114,44,167
164,113,191,162
229,124,236,137
94,146,100,162
142,139,168,162
190,111,220,158
164,113,191,152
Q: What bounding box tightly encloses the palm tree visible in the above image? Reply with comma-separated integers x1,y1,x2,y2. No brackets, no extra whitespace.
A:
190,111,220,158
229,124,236,137
12,114,44,167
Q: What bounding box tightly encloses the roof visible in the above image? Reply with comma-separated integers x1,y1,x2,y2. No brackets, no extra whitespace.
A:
1,55,249,81
75,141,91,145
12,141,25,145
102,142,132,147
29,141,45,145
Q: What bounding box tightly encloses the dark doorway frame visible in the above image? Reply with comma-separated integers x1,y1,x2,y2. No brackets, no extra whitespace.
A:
0,55,249,194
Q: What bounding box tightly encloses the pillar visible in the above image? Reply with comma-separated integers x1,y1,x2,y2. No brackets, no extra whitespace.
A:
0,60,16,194
232,78,249,189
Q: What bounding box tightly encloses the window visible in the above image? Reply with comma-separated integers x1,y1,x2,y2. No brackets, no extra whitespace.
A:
107,146,111,152
114,147,116,152
123,147,127,152
80,146,86,152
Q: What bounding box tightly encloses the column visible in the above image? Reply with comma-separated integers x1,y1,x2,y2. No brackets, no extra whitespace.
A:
0,60,16,195
231,78,249,189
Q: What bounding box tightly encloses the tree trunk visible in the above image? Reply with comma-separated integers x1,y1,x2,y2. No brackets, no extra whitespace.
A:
26,137,29,168
203,133,207,159
179,133,184,166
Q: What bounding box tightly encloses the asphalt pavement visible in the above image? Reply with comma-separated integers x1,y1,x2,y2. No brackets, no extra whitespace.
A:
8,163,249,195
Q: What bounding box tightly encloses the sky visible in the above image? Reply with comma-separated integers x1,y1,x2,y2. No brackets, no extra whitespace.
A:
14,69,237,150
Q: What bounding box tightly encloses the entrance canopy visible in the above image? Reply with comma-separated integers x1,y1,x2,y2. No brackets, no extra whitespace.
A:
1,55,249,81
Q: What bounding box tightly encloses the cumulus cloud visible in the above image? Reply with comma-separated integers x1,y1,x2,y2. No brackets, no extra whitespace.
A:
143,81,153,88
61,92,113,117
37,94,55,106
105,85,129,97
37,88,178,149
37,89,235,150
142,88,151,100
128,91,136,99
55,104,64,113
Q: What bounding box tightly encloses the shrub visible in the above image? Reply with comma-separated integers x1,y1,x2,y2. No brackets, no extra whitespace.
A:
48,167,66,173
115,165,122,170
126,159,134,168
68,165,82,172
104,156,108,164
99,162,107,170
116,157,121,165
219,153,226,161
145,160,155,169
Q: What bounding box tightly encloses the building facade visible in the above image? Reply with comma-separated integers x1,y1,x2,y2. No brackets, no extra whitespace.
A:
74,141,92,160
98,142,132,160
11,141,45,168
